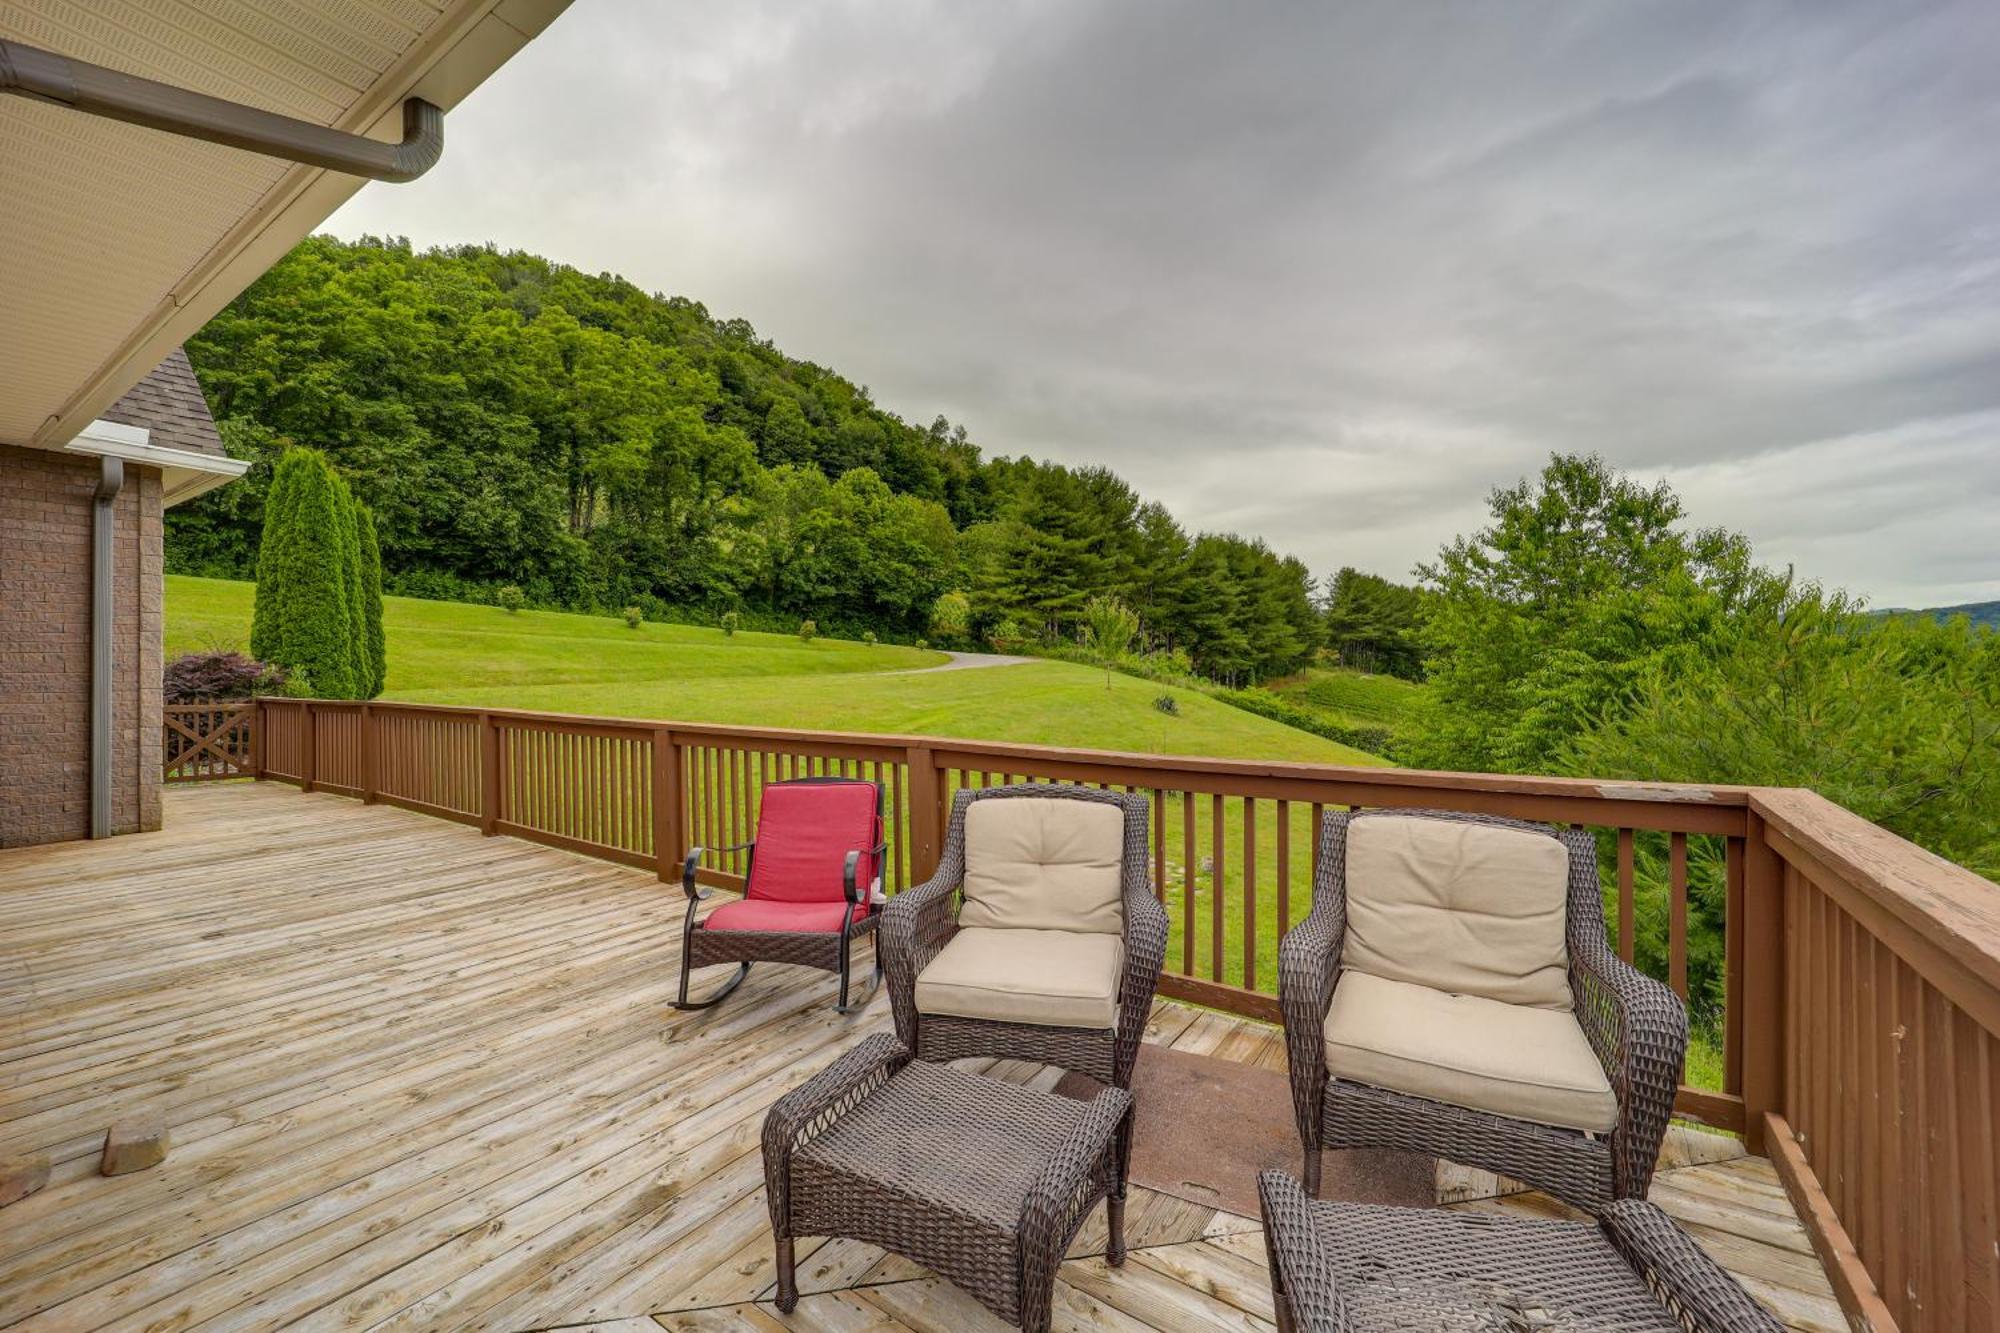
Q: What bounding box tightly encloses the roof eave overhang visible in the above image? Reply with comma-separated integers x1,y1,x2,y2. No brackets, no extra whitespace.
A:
24,0,572,454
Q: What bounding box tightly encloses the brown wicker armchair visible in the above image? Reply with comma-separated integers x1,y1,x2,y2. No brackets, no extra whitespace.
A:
1257,1170,1782,1332
881,784,1169,1088
1278,809,1687,1209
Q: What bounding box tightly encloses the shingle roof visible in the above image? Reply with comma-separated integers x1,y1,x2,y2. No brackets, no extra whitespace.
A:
98,347,225,458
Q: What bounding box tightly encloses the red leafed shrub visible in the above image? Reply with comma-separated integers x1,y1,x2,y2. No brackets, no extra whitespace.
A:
164,651,287,704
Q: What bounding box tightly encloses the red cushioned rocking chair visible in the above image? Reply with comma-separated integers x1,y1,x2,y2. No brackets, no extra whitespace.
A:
674,777,887,1013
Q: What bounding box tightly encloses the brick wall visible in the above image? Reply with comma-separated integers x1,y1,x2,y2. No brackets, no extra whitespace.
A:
0,444,162,848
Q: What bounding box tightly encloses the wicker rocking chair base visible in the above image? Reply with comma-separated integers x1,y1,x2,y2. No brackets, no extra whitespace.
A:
678,914,879,1012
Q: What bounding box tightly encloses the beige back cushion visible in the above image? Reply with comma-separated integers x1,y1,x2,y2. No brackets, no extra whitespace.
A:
960,797,1125,934
1340,815,1574,1009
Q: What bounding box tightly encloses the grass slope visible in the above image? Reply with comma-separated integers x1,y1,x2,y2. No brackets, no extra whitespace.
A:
167,576,1385,765
1270,667,1427,731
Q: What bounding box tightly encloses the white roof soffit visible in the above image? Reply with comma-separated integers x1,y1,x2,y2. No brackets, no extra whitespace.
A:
0,0,574,453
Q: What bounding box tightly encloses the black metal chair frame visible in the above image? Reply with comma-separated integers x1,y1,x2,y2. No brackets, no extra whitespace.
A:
674,776,888,1013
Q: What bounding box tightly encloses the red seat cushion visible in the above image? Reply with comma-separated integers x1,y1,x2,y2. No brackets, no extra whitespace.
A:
703,898,864,934
746,780,881,904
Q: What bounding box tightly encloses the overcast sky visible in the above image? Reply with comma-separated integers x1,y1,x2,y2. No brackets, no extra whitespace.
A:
331,0,2000,608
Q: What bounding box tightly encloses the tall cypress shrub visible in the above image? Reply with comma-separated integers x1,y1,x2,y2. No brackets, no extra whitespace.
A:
250,449,359,697
356,503,386,697
330,472,368,697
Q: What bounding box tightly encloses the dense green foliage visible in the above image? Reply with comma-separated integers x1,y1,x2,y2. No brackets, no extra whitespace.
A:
249,449,382,699
1406,452,1999,1022
169,235,1321,682
1408,454,1769,775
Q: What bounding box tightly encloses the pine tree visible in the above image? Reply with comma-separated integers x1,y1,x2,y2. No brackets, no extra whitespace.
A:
250,449,360,698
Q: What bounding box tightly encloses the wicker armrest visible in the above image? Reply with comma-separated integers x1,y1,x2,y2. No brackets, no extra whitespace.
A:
1113,883,1170,1085
1571,940,1688,1197
1599,1200,1783,1332
1257,1169,1348,1332
880,866,960,1046
762,1033,910,1235
1278,894,1346,1150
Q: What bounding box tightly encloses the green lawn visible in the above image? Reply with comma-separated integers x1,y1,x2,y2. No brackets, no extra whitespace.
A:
167,575,1385,764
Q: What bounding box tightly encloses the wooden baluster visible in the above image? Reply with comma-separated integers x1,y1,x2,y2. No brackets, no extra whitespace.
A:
1210,793,1225,981
1243,797,1258,990
1739,809,1783,1155
1181,791,1196,976
1669,831,1689,998
1276,799,1291,936
1617,828,1636,962
653,729,681,882
1151,789,1166,904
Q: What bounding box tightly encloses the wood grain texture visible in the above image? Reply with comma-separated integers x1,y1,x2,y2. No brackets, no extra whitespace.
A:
0,784,1844,1332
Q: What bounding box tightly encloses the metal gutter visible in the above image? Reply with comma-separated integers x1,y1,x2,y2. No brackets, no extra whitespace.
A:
0,38,444,182
91,455,124,839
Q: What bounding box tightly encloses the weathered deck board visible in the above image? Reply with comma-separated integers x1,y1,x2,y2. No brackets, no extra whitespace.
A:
0,784,1844,1331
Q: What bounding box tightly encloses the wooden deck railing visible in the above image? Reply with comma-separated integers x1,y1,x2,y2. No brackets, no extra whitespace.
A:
186,697,1997,1332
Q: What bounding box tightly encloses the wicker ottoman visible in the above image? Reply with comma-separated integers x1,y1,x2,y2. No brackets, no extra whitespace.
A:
762,1033,1133,1332
1257,1170,1782,1331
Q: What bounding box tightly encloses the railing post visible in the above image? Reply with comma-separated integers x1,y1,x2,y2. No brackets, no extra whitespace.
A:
249,698,265,782
1738,806,1785,1154
360,703,377,804
479,711,500,836
653,727,683,883
907,744,942,883
301,702,317,794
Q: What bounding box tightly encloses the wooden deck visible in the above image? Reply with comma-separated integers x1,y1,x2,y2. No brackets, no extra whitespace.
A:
0,783,1846,1332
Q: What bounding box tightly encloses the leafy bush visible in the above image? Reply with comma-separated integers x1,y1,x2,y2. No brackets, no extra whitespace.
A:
622,605,644,629
1153,693,1180,716
720,610,740,637
797,618,817,642
862,630,878,647
497,585,526,614
986,617,1030,653
164,651,287,703
914,638,929,652
929,590,971,643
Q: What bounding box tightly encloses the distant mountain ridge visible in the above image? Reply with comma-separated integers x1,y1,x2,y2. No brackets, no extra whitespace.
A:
1879,599,2000,629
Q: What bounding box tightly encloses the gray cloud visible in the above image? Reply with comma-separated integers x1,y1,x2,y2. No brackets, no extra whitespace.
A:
332,0,2000,607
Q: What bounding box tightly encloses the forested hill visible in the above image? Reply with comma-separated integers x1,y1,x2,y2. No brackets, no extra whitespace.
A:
167,235,1319,682
1889,600,2000,630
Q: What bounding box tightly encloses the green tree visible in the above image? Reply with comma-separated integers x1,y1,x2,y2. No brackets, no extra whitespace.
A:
251,449,361,698
1082,595,1139,689
1323,567,1425,680
1411,453,1773,773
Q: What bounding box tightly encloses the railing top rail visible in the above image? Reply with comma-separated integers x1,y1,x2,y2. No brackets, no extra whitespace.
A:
251,695,1752,810
1754,786,2000,1006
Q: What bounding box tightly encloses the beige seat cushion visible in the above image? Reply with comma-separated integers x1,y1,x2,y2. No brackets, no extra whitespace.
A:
1323,970,1617,1133
959,797,1124,934
915,927,1123,1029
1342,814,1574,1010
